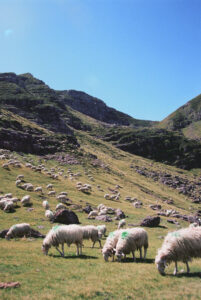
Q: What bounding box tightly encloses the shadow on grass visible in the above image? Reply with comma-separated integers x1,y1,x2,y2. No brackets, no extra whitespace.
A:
120,258,155,264
50,254,98,259
168,272,201,278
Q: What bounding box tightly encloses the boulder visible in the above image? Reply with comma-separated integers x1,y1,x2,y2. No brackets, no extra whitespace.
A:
52,209,80,225
140,216,160,227
95,215,112,222
83,205,93,214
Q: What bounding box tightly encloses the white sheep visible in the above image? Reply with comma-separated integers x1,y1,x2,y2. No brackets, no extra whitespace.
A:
97,225,107,238
102,230,123,262
155,227,201,275
82,225,102,248
56,195,68,204
15,179,22,187
42,200,50,210
42,224,83,257
6,223,31,239
0,199,14,212
34,186,43,193
48,190,56,196
46,184,53,190
118,219,126,229
115,228,148,262
21,195,31,206
88,210,98,219
56,203,66,211
45,210,54,220
17,174,24,180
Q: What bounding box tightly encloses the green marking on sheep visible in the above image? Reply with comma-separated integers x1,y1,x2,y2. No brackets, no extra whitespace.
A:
109,232,115,238
97,226,101,229
171,232,180,238
121,231,129,239
52,225,60,232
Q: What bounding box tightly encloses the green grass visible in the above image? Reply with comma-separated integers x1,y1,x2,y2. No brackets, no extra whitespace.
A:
0,137,201,299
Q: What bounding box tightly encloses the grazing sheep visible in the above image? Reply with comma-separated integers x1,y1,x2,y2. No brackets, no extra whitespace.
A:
6,223,31,239
45,210,54,220
21,195,31,206
34,186,43,193
15,180,21,187
48,190,56,196
115,228,148,262
17,175,24,180
88,210,98,219
98,208,108,216
42,200,50,210
82,225,102,248
118,219,126,229
4,193,12,198
56,195,68,204
47,184,53,190
56,203,66,211
59,192,68,196
155,227,201,275
102,230,123,262
97,225,107,238
42,224,83,256
104,194,110,200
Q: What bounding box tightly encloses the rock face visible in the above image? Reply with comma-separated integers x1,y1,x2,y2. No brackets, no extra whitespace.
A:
59,90,152,127
140,216,160,227
52,209,80,225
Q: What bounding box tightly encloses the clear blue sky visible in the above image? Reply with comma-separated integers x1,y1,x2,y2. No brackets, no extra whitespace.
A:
0,0,201,121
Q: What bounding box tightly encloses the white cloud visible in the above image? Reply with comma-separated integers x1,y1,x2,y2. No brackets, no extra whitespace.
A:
4,28,14,37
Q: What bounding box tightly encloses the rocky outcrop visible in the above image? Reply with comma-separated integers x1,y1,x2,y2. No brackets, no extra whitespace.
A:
52,209,80,225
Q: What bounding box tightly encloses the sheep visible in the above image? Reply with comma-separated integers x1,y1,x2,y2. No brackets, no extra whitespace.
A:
15,179,22,187
56,203,66,211
45,210,54,220
58,192,68,196
21,195,31,206
88,210,98,219
42,224,83,257
118,219,126,229
48,190,56,196
42,200,50,210
0,199,14,212
81,225,102,248
155,227,201,275
17,175,24,180
104,194,110,200
97,225,107,238
4,193,12,198
34,186,43,193
97,204,106,211
5,223,31,239
56,195,68,204
115,228,148,262
46,184,53,190
102,230,123,262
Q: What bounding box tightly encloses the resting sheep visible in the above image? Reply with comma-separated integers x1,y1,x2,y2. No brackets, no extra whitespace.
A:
82,225,102,248
115,228,148,262
21,195,31,206
155,227,201,275
45,210,54,220
42,224,83,256
6,223,31,239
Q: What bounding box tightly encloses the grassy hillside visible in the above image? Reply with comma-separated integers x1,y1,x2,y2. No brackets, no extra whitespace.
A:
0,129,201,299
159,94,201,140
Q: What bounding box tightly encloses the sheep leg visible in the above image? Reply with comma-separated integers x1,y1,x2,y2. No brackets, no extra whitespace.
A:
186,261,190,274
173,261,178,275
56,247,64,257
144,248,147,260
132,251,136,262
99,239,102,249
62,244,65,257
76,243,79,256
139,248,142,260
79,244,82,255
92,241,95,248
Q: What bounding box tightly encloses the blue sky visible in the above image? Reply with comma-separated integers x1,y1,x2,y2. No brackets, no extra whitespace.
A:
0,0,201,121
